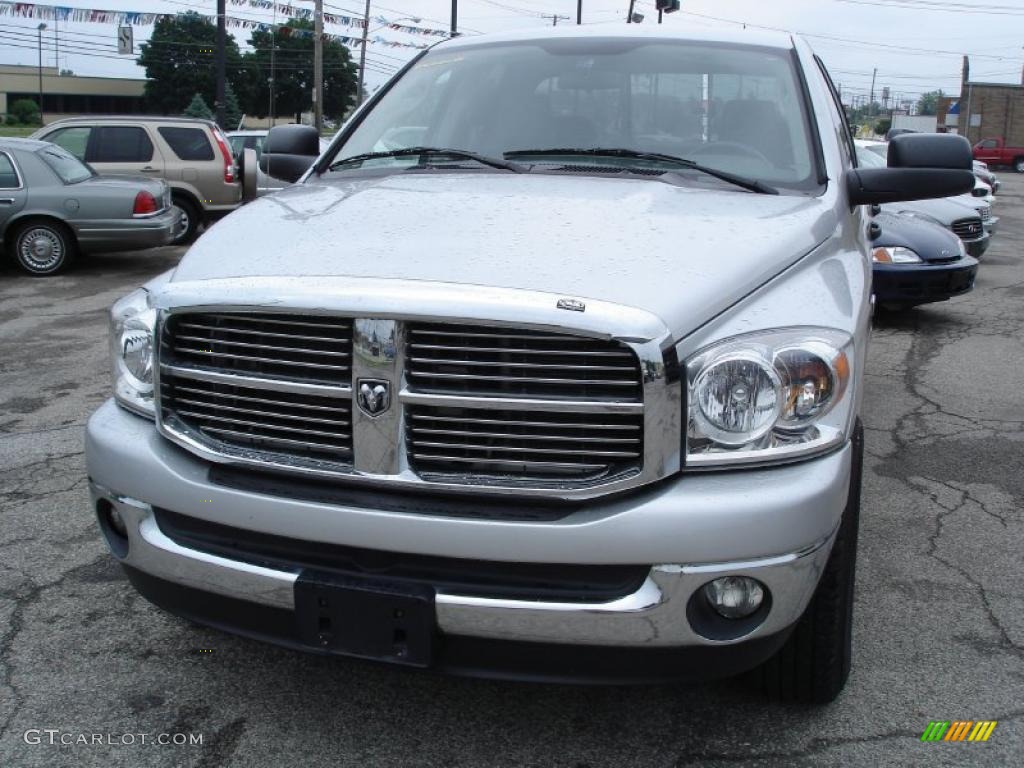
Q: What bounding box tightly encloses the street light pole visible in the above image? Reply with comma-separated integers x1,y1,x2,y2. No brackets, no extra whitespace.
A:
37,23,46,122
451,0,457,36
314,0,323,131
356,0,371,106
215,0,226,128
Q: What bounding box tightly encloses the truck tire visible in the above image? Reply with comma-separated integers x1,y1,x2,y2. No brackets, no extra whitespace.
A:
10,219,77,276
1014,157,1024,173
753,420,863,704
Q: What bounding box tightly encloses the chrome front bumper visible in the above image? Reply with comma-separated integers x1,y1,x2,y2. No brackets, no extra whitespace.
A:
91,481,836,648
87,399,850,649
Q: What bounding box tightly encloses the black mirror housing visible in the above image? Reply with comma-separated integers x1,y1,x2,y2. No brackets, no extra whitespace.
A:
260,124,321,184
887,133,973,170
847,168,976,205
848,133,975,205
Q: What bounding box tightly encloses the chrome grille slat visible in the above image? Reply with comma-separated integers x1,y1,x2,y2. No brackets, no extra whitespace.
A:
409,329,585,341
173,385,346,413
201,314,350,330
409,413,641,430
409,343,634,358
412,440,640,458
413,427,640,444
200,426,353,454
175,335,352,358
408,370,638,386
408,356,635,372
177,322,350,343
174,397,351,427
411,454,607,471
171,347,351,372
176,410,351,440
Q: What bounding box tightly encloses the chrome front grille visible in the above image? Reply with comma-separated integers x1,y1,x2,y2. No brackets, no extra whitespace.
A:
160,375,353,462
405,324,642,401
156,309,673,499
168,312,352,385
407,406,644,480
951,218,983,240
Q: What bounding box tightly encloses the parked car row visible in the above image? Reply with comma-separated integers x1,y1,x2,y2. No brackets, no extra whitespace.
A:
855,138,999,311
0,138,179,275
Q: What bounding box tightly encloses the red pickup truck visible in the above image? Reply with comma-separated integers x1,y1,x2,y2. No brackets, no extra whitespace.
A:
973,138,1024,172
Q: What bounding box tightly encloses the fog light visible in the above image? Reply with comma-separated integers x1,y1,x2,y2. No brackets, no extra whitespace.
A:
703,576,765,619
108,504,127,537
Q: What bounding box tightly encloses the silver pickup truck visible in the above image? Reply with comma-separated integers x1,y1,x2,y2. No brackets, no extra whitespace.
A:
87,25,974,703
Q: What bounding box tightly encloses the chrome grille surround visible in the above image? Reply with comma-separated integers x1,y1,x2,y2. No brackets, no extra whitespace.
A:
153,283,682,501
951,218,983,240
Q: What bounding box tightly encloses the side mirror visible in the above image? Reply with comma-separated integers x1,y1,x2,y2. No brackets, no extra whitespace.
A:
847,133,975,205
260,124,320,184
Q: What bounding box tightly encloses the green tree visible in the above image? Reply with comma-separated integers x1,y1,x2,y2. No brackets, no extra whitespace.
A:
137,12,244,115
183,93,214,120
915,89,945,117
242,19,358,122
874,118,892,136
223,82,244,129
8,98,41,126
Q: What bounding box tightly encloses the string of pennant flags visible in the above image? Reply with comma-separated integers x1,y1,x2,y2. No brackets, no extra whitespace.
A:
0,1,441,47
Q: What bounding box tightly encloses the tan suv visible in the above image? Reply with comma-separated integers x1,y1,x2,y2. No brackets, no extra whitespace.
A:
32,116,241,244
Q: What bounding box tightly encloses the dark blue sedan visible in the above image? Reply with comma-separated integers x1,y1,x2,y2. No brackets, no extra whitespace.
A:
872,211,978,311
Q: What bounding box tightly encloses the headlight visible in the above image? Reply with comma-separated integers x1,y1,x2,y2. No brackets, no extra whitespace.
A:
872,246,922,264
685,328,854,467
110,288,157,418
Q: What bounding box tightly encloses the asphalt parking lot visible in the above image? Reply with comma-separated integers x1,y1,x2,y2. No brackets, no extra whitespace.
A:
1,179,1023,768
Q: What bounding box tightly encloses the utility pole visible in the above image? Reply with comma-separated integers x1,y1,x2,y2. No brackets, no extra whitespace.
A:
313,0,323,131
356,0,371,106
577,0,582,24
37,23,46,119
215,0,226,128
868,67,877,116
542,14,569,25
451,0,458,36
627,0,636,23
54,17,59,74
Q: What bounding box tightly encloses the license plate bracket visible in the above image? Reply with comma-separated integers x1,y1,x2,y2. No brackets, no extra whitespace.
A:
294,572,435,667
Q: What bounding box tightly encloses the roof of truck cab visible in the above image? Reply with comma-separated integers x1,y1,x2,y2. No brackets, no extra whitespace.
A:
436,23,796,51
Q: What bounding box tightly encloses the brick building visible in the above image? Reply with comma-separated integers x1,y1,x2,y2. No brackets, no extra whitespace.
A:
950,57,1024,145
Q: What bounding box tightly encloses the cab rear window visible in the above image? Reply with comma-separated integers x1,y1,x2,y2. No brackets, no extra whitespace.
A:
159,127,215,161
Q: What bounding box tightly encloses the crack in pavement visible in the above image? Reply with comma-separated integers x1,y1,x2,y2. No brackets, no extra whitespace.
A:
0,555,108,743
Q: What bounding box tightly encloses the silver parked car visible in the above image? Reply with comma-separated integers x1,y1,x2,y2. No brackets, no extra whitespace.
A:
87,26,975,703
1,138,176,276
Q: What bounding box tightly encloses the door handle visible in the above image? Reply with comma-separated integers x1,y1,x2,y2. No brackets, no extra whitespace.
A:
0,198,15,205
140,166,159,173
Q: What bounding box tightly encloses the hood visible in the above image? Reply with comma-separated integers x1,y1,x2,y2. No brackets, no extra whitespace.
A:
873,211,963,262
883,196,979,225
172,173,834,337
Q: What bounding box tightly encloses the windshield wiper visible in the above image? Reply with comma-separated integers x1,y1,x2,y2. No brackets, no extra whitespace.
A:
329,147,525,173
504,148,778,194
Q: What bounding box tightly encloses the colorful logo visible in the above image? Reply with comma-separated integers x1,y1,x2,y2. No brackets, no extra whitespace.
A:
921,721,997,742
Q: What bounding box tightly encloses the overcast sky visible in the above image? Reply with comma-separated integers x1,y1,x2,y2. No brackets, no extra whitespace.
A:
2,0,1023,107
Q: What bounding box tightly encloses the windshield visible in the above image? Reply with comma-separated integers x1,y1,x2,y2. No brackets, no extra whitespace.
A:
326,38,819,191
37,144,93,183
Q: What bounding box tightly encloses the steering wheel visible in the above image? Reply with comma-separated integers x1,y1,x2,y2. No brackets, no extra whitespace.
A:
687,141,771,165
